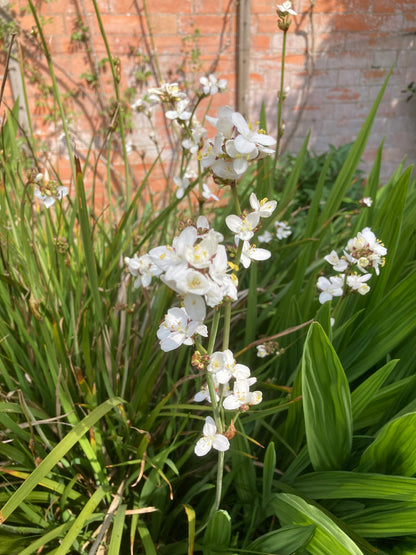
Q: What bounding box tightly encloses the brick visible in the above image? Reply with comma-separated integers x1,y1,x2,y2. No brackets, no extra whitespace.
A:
193,0,224,14
183,15,231,34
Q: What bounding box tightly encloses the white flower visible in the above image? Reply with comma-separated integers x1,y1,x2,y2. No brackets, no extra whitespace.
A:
194,416,230,456
324,250,348,272
182,123,207,153
316,275,345,304
256,344,268,358
361,197,373,207
157,306,207,352
239,240,271,269
232,112,276,156
202,183,219,201
165,99,192,121
200,74,227,96
274,220,292,240
277,1,297,15
258,230,273,243
249,193,277,218
223,378,262,410
346,273,371,295
224,139,258,175
205,106,235,138
173,176,190,199
124,253,162,288
226,212,260,241
34,171,68,208
34,186,69,208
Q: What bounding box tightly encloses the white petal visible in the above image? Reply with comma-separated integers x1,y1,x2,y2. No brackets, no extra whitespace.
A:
194,437,212,456
212,434,230,452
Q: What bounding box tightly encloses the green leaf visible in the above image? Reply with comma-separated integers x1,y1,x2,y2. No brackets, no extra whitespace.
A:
344,502,416,538
55,486,109,554
359,412,416,476
262,442,276,509
351,359,399,425
294,471,416,502
302,322,352,470
0,397,124,523
248,524,315,554
271,493,364,554
203,510,231,554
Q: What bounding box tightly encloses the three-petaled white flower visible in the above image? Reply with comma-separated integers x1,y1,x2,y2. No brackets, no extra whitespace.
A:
277,1,297,15
324,250,348,272
249,193,277,218
239,240,271,269
165,99,192,121
274,220,292,240
34,172,69,208
346,273,371,295
125,253,162,288
194,416,230,456
200,74,227,96
223,378,262,410
226,212,260,241
231,112,276,156
157,303,207,352
316,275,345,304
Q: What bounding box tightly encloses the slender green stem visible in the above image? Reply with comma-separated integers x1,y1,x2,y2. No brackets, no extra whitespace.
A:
274,29,287,168
212,450,225,513
230,182,242,216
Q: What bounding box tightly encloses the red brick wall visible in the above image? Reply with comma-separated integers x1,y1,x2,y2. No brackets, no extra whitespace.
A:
1,0,416,191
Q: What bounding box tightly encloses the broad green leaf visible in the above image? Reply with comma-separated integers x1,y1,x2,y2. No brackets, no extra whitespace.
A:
203,510,231,554
344,502,416,538
302,322,352,470
271,493,364,554
339,269,416,380
248,524,315,554
351,359,398,424
294,471,416,502
359,412,416,476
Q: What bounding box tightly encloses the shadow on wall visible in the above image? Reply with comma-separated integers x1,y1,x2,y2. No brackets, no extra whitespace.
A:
251,2,416,181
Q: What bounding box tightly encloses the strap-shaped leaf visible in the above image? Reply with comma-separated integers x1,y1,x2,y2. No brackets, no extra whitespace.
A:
302,322,352,470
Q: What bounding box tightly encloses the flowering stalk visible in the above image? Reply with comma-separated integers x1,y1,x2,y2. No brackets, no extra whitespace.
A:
125,100,277,516
275,28,287,166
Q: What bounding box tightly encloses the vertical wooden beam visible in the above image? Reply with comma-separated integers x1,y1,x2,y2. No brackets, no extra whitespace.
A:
0,0,30,133
236,0,251,118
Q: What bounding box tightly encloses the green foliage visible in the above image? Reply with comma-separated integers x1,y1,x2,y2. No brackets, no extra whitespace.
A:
2,5,416,555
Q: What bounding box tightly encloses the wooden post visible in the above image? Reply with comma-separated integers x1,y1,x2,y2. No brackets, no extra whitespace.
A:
0,0,30,133
236,0,251,118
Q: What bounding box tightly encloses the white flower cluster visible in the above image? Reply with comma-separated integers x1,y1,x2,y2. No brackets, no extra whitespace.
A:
199,106,276,182
317,227,387,304
125,216,239,351
194,348,261,457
